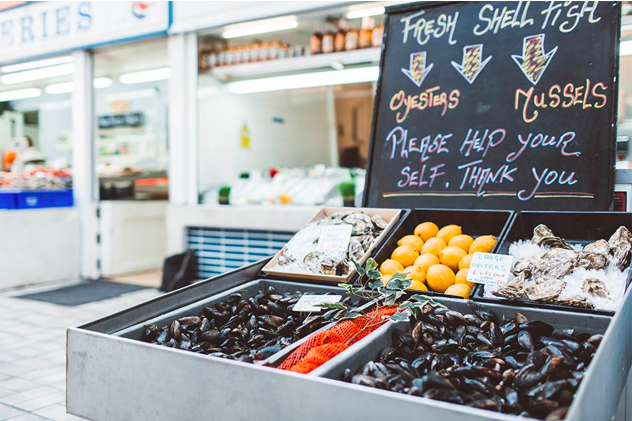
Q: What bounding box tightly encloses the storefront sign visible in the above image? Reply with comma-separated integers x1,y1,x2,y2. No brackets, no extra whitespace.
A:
364,1,620,211
0,1,170,64
98,113,144,129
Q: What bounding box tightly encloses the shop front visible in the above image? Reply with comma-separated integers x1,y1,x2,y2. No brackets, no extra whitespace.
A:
0,1,170,287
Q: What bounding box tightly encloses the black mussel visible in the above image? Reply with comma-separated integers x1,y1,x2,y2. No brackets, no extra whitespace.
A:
515,312,528,324
517,330,534,351
169,320,181,341
551,328,575,340
586,334,603,348
156,329,169,343
545,406,569,421
445,310,467,326
423,388,467,405
393,329,415,349
260,315,284,329
254,345,282,360
468,301,498,323
469,398,501,411
352,374,379,387
141,325,158,342
200,318,212,332
463,378,491,395
520,320,554,337
178,316,201,326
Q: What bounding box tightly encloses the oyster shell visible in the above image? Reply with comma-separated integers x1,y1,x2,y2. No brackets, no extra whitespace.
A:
581,278,610,298
578,252,609,270
348,238,364,262
511,256,537,277
583,239,611,256
532,224,573,250
554,295,594,309
371,214,388,230
531,249,578,280
608,226,632,270
492,272,526,300
524,278,565,302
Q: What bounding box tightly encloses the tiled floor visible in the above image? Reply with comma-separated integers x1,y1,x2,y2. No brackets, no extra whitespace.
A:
0,281,161,421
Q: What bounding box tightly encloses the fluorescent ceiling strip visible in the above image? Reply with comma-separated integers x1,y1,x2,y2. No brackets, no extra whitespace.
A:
45,82,74,95
0,88,41,102
0,63,75,85
94,77,113,89
119,68,171,84
346,6,385,19
622,40,632,56
0,56,72,73
222,16,298,39
228,66,379,94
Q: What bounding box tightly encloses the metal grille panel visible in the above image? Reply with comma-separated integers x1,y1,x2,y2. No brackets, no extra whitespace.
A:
187,227,294,279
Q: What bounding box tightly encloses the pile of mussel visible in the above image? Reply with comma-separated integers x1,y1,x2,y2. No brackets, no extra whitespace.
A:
343,302,601,420
141,287,359,363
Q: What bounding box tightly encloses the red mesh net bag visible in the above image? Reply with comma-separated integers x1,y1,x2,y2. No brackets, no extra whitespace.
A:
278,306,398,374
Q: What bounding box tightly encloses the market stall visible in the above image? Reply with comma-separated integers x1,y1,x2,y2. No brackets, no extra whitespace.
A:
68,2,631,421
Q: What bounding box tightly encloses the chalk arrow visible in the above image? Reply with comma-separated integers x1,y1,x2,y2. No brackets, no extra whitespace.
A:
512,34,558,85
401,52,433,87
451,44,492,84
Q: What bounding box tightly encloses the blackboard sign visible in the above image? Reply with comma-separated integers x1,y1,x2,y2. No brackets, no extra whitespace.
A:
98,113,144,129
364,1,620,211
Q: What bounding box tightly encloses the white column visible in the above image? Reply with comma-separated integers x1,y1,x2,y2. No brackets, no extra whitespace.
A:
326,86,339,167
72,50,100,279
168,32,199,206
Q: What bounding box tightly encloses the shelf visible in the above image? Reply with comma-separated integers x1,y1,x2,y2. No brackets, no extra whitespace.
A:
208,48,381,81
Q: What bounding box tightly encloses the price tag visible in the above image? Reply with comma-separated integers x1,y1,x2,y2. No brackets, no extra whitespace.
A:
317,225,352,252
467,252,513,287
293,295,342,312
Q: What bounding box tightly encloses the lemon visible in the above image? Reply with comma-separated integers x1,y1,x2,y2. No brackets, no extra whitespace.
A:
448,234,474,253
391,245,419,267
459,254,474,270
421,237,447,256
397,235,424,251
438,246,467,272
444,283,471,299
407,280,428,291
426,264,455,293
414,222,439,242
402,265,426,284
455,268,475,288
436,224,462,244
380,259,404,275
414,253,440,273
469,235,497,254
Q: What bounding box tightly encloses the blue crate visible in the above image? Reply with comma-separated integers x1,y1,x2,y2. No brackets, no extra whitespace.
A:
0,192,17,209
15,190,74,209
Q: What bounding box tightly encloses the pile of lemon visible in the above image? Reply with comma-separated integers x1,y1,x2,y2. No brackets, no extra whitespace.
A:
379,222,496,298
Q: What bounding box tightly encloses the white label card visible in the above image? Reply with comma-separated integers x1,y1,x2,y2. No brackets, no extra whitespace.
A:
293,295,342,312
318,225,353,252
467,252,513,287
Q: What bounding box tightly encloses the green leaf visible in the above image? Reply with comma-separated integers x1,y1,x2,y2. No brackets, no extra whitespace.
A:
391,271,408,280
386,310,411,323
384,293,397,306
351,258,365,277
365,258,377,272
410,294,431,303
386,277,412,291
338,283,350,289
316,302,348,310
367,270,382,280
368,279,384,290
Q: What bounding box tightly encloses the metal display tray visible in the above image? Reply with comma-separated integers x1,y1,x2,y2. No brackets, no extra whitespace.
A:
362,208,514,294
111,277,368,368
472,211,632,315
67,261,632,421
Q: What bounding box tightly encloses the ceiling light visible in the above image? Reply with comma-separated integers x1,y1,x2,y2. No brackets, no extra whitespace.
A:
346,6,385,19
228,66,379,94
94,77,113,89
0,88,41,102
0,63,75,85
0,56,72,73
222,16,298,39
119,68,171,84
45,82,74,95
622,40,632,56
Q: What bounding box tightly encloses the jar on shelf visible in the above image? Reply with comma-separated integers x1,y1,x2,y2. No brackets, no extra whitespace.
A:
322,30,335,54
345,26,359,51
359,17,374,49
310,25,323,54
371,23,384,48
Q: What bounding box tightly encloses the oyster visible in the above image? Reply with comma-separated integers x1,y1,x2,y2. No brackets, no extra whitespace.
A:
511,256,537,277
531,249,578,280
578,252,609,270
581,278,610,298
583,239,611,256
554,295,594,309
524,278,565,302
371,214,388,230
608,226,632,270
532,224,572,250
348,238,364,262
492,273,526,300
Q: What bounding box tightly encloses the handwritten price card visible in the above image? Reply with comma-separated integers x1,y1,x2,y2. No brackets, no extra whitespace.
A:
467,252,513,287
318,225,353,252
364,1,620,211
